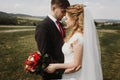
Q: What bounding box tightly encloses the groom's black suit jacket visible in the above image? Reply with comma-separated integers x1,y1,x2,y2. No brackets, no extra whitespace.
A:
35,16,65,79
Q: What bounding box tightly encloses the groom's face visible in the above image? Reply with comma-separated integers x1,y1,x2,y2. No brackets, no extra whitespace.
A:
53,6,66,20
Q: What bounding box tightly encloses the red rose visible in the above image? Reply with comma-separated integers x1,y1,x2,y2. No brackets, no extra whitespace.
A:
24,51,41,72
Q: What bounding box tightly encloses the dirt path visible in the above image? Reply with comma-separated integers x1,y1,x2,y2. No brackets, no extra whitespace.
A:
98,30,118,33
0,29,35,33
0,25,35,27
0,28,118,33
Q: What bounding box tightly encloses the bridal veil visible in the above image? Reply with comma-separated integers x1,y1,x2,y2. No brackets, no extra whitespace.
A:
81,7,103,80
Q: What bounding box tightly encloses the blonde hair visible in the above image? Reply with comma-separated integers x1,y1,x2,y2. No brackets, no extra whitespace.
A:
65,4,85,42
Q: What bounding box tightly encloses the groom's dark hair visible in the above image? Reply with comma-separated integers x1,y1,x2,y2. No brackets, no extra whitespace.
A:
51,0,70,9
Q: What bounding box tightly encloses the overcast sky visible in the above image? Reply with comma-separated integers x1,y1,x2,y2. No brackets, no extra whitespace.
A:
0,0,120,19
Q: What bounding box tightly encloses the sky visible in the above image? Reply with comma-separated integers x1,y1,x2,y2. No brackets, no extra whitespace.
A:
0,0,120,19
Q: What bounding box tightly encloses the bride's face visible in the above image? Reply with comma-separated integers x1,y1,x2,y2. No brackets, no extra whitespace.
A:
65,13,75,28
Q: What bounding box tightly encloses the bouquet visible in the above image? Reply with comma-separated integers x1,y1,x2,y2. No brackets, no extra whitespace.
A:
24,51,51,74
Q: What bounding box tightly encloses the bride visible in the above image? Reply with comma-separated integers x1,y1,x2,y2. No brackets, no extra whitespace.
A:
45,4,103,80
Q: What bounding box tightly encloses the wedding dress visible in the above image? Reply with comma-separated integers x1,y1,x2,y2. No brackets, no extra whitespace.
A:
62,32,83,80
62,7,103,80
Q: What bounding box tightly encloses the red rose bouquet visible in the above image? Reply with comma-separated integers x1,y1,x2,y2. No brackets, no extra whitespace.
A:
24,51,51,74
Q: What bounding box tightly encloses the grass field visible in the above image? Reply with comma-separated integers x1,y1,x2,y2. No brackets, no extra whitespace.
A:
0,26,120,80
98,30,120,80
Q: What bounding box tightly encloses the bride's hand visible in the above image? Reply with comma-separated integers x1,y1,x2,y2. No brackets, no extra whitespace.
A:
64,67,75,74
44,64,56,73
64,65,81,74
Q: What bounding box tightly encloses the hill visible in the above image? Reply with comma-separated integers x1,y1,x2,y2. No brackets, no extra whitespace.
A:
0,11,44,25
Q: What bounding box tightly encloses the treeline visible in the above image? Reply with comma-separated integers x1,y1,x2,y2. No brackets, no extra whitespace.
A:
0,12,17,25
16,18,41,26
0,11,41,26
95,22,120,27
95,22,120,30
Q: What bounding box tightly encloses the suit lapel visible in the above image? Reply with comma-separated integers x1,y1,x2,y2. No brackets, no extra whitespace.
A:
45,17,62,38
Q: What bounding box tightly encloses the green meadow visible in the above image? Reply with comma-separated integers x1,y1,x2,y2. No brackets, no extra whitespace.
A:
0,26,119,80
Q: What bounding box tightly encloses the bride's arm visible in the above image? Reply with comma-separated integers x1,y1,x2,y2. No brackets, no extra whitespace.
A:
72,40,83,69
54,41,83,69
55,40,83,69
46,40,83,73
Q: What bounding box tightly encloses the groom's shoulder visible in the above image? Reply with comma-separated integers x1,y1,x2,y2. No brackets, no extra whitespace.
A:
36,17,53,32
38,17,52,27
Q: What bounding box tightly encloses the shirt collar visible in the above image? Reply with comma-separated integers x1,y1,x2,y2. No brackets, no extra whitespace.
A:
48,14,57,23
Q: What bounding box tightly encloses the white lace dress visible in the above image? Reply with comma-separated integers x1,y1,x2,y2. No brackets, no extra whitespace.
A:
62,32,83,80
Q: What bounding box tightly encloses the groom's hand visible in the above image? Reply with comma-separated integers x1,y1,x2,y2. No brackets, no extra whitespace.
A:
44,64,56,73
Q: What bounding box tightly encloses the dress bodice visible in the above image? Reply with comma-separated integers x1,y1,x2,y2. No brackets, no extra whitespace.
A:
62,32,83,63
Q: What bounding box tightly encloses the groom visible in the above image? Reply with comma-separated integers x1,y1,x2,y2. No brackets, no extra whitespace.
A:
35,0,70,79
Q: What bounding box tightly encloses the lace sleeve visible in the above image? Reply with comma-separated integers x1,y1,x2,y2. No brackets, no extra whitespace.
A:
69,32,84,46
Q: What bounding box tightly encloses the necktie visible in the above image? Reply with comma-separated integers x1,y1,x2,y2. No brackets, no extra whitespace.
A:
56,21,64,40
